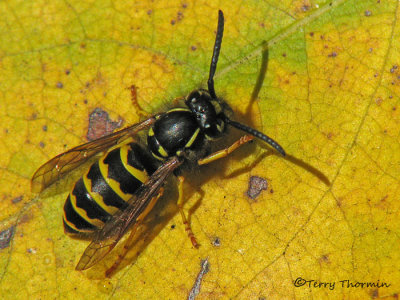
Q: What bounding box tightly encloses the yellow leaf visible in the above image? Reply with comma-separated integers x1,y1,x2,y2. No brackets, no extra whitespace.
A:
1,0,399,299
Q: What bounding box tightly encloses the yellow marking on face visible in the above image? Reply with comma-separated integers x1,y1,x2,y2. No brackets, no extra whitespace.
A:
217,121,225,133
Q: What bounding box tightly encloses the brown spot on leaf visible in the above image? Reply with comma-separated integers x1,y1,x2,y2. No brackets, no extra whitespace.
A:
370,289,378,298
19,213,33,224
319,254,330,263
326,132,334,140
11,196,23,204
212,237,221,247
375,98,383,105
87,108,123,141
177,11,184,21
247,176,268,200
0,226,15,249
27,247,37,254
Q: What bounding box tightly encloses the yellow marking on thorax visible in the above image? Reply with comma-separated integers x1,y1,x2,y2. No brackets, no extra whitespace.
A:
148,127,155,136
185,128,200,148
157,144,169,157
168,107,190,113
152,152,165,161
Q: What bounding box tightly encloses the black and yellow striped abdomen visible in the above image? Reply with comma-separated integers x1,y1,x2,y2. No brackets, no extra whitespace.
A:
63,142,159,235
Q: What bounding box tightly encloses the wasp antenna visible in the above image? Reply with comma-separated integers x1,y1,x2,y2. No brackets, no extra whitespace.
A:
208,10,224,99
225,118,286,156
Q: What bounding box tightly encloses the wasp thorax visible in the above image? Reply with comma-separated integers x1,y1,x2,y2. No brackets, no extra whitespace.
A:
185,90,225,139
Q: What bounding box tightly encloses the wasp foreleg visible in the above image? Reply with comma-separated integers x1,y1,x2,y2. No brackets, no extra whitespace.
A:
197,135,254,165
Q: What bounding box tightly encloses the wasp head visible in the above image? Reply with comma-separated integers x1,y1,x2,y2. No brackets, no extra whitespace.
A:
185,89,226,139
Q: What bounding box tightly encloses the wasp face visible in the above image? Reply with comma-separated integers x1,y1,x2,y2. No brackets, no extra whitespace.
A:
185,90,226,139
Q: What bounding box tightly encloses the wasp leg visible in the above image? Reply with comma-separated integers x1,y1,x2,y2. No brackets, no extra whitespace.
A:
198,135,254,165
129,85,148,118
177,176,199,248
105,188,164,277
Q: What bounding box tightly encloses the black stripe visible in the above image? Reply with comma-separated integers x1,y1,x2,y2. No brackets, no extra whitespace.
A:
128,143,158,175
147,134,165,158
73,178,111,222
63,219,81,235
87,161,129,210
63,195,97,231
103,147,143,195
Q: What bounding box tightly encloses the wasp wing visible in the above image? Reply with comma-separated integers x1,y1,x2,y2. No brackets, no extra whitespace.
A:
75,156,182,271
31,117,157,193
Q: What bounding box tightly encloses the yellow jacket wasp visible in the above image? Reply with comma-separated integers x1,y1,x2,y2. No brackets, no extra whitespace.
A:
31,10,286,277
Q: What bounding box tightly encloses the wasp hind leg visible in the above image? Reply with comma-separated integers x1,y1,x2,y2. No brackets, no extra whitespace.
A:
177,176,199,248
198,135,254,165
105,188,165,278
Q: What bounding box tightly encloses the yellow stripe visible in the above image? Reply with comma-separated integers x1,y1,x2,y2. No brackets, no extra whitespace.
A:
185,128,200,148
83,173,118,215
98,155,132,202
152,152,165,160
68,192,105,228
149,127,169,157
157,145,169,157
148,127,155,136
168,108,190,113
120,145,149,184
63,213,94,234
